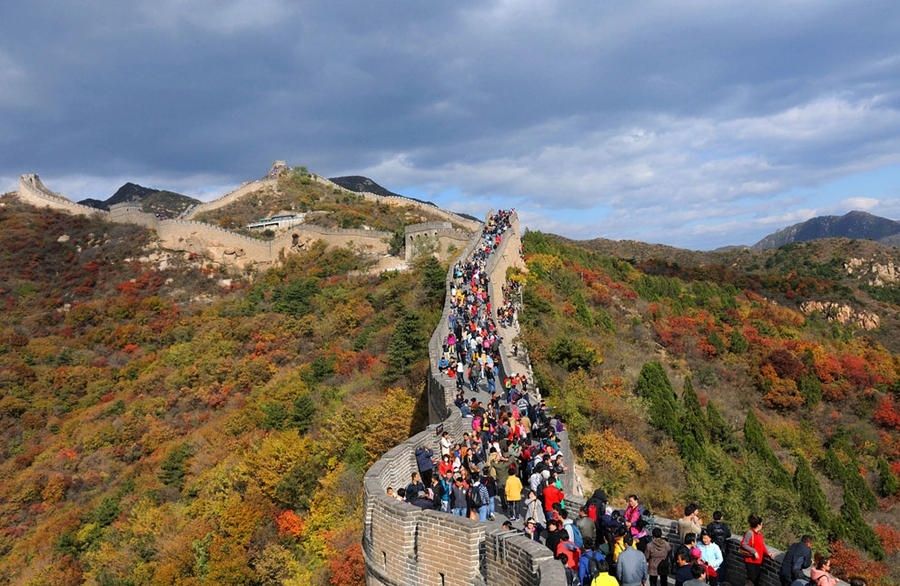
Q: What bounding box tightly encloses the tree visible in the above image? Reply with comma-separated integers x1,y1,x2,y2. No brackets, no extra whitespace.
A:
384,307,426,381
792,454,831,527
678,376,707,463
877,456,900,497
636,361,679,437
743,410,791,489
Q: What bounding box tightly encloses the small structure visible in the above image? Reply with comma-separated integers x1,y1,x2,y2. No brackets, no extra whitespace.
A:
246,213,306,231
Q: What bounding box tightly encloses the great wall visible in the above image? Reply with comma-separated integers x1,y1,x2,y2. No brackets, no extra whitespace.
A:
14,169,481,272
362,212,835,586
11,170,840,585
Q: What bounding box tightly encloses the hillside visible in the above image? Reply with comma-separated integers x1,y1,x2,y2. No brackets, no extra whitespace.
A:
0,195,446,584
190,168,469,240
1,188,899,585
516,231,900,584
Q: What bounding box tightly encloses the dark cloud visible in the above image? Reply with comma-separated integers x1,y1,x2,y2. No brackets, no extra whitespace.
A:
3,1,900,248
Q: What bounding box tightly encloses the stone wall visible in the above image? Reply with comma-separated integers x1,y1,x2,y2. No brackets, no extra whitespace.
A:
363,212,567,586
17,174,110,219
364,212,846,585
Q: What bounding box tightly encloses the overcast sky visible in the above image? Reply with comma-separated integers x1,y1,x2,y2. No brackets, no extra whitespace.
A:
3,1,900,250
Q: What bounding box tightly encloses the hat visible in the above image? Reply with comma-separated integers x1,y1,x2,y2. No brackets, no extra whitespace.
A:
541,470,551,480
690,547,702,559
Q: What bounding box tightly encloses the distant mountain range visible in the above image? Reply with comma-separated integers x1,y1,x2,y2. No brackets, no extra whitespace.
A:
78,177,898,250
752,210,900,250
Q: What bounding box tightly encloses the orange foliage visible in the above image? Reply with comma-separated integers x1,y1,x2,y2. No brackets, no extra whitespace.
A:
328,540,365,586
275,509,305,538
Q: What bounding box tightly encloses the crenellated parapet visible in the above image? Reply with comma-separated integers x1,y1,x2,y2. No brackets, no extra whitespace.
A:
404,221,475,264
17,174,110,219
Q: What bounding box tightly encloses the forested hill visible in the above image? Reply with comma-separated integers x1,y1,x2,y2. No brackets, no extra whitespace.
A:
1,189,898,585
515,231,899,585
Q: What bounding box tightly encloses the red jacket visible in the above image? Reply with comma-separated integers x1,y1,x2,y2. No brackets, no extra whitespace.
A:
741,529,769,565
543,484,565,513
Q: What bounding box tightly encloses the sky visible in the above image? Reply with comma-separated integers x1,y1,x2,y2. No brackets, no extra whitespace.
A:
3,1,900,250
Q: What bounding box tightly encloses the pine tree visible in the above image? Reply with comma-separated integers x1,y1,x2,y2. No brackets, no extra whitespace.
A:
743,410,791,488
792,454,831,526
678,376,708,463
877,456,900,497
706,400,736,452
636,361,679,437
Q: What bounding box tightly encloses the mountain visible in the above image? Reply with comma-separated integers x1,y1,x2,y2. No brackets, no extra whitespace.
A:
329,175,482,223
78,182,200,217
752,210,900,250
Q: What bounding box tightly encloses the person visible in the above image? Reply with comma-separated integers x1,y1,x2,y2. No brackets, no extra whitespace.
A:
809,554,839,586
557,552,581,586
576,505,597,549
697,529,723,586
588,558,620,586
578,537,606,586
706,510,731,583
439,430,454,457
644,527,671,586
505,465,523,520
740,514,774,586
470,475,491,521
616,533,649,586
673,549,694,586
405,472,425,502
779,534,813,586
623,494,644,539
415,444,435,485
545,518,569,555
450,475,468,517
409,489,435,509
524,489,546,533
683,563,707,586
678,503,702,541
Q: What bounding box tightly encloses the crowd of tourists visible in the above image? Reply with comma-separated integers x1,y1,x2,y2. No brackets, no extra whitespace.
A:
391,208,871,586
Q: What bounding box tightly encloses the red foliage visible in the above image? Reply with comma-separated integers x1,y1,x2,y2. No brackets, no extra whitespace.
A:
829,540,889,584
874,525,900,555
327,538,365,586
874,397,900,430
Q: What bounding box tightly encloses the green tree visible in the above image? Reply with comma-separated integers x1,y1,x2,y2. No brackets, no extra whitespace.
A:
743,410,791,489
792,454,831,527
384,307,426,381
877,456,900,497
636,361,679,437
159,442,193,491
678,375,707,463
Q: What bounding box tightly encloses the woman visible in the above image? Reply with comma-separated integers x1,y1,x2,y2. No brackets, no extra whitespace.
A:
697,529,723,586
645,527,671,586
808,554,839,586
524,489,546,535
740,514,774,586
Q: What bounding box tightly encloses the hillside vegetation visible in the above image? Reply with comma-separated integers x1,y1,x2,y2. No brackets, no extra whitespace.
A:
516,230,899,584
0,196,446,584
192,167,466,244
1,189,898,585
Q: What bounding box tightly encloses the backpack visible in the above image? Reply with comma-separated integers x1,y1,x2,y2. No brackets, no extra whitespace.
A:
585,550,603,581
470,485,485,508
570,522,584,548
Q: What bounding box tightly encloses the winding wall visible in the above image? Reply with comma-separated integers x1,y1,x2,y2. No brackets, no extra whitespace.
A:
363,214,844,586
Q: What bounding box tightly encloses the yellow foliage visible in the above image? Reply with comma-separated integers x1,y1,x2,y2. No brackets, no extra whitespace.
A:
246,430,311,500
578,428,648,494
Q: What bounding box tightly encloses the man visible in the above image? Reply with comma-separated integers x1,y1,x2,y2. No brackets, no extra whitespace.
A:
578,537,606,586
683,563,707,586
545,518,569,555
415,444,435,486
404,472,425,503
706,510,732,583
439,430,454,457
575,505,597,548
677,503,702,541
779,535,814,586
616,533,648,586
470,475,491,522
